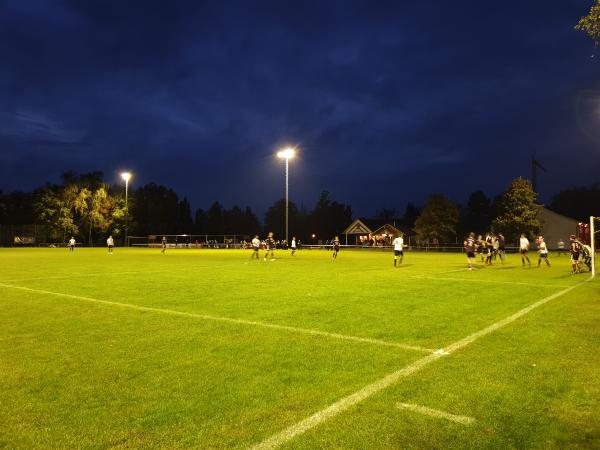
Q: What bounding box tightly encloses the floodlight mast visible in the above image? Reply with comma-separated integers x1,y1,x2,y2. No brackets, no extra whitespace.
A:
121,172,132,246
277,148,295,243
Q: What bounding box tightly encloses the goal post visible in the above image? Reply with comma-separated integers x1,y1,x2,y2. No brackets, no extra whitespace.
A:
591,216,597,278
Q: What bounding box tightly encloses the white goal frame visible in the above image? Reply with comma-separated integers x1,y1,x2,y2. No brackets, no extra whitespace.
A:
591,216,597,278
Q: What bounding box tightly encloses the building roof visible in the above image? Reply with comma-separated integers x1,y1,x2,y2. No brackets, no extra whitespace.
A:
344,218,409,235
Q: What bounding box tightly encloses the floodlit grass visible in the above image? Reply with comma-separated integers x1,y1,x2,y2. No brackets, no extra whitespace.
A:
0,247,598,449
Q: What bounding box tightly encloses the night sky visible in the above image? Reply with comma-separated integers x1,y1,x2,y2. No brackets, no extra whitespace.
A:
1,0,599,216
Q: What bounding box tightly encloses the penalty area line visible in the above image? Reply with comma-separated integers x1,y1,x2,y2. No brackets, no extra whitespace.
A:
0,282,432,353
396,403,475,425
248,277,591,450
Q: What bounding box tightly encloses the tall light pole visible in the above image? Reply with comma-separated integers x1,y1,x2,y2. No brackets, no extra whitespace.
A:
276,148,295,243
121,172,132,247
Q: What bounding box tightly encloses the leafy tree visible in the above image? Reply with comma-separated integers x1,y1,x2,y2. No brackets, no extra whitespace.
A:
414,194,459,243
576,0,600,45
206,202,224,235
549,184,600,221
223,205,243,234
492,177,541,243
177,197,194,234
0,191,36,224
130,183,179,235
264,199,299,239
242,207,260,236
461,190,492,234
310,191,352,240
401,202,421,231
194,208,208,235
35,185,79,242
87,187,115,244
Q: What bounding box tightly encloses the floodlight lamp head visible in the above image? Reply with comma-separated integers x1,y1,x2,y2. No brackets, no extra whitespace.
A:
277,148,296,160
121,172,132,182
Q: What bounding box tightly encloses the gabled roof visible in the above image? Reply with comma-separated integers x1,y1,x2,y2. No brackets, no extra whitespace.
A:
344,218,410,235
372,224,403,236
343,219,372,235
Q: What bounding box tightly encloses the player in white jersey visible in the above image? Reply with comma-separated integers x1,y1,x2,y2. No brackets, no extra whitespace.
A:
161,236,167,254
537,236,550,268
68,237,75,252
251,235,260,259
291,237,297,256
519,233,531,266
392,234,404,267
107,235,114,254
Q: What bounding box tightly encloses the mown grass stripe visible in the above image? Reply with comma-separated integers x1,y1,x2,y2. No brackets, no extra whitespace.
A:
0,282,433,353
409,274,572,288
249,277,591,450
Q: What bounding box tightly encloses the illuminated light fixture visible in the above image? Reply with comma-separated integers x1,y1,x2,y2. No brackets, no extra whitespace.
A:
277,148,296,160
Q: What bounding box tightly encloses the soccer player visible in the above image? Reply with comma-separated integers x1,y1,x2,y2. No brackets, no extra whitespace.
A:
161,236,167,253
264,232,275,261
291,237,297,256
332,236,340,259
492,233,500,261
557,239,566,256
392,233,404,267
537,236,550,268
251,235,260,259
497,232,506,263
476,234,485,262
107,235,114,254
569,235,582,274
68,237,75,252
519,233,531,267
582,243,593,272
464,232,476,270
484,233,494,265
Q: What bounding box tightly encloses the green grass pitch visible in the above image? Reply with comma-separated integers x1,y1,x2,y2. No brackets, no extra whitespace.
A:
0,247,598,449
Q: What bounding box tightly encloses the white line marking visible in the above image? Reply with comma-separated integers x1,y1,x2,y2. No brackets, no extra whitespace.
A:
436,268,471,274
409,275,572,288
249,277,592,450
0,282,432,353
396,403,475,425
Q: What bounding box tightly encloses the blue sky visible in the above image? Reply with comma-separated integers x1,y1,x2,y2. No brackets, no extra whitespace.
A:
0,0,599,216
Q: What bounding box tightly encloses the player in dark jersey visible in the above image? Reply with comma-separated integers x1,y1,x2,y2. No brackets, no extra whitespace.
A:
464,232,476,270
484,233,494,265
161,236,167,253
496,232,506,263
264,232,276,261
569,235,582,274
332,236,340,259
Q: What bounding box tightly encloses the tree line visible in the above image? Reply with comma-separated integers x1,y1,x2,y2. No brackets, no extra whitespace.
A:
0,171,352,244
413,178,600,244
0,171,598,244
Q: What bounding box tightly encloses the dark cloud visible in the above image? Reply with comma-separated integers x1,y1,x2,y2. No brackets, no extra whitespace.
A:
0,0,599,216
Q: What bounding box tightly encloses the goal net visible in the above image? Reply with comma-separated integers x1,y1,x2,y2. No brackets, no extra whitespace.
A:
592,216,598,278
580,217,598,278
